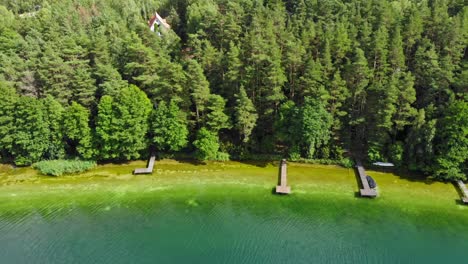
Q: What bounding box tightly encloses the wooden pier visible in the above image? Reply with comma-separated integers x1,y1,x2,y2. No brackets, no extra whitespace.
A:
275,159,291,194
355,159,377,197
456,180,468,204
133,155,156,174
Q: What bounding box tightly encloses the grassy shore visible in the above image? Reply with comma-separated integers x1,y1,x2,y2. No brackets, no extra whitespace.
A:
0,160,466,217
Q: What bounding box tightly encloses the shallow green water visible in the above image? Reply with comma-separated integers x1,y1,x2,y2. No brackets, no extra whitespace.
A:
1,183,468,264
1,161,468,263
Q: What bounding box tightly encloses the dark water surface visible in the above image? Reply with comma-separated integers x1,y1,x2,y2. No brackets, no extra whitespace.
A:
1,186,468,263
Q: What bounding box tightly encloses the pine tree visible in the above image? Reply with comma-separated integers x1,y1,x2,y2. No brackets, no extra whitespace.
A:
187,59,211,122
123,33,160,97
223,42,242,100
392,72,417,133
344,47,372,149
245,10,286,119
36,46,73,103
389,26,406,72
205,94,230,132
234,87,258,143
328,70,349,131
71,66,96,107
413,39,447,108
60,37,96,107
327,70,349,157
331,20,352,63
284,34,306,99
298,58,328,100
402,5,425,58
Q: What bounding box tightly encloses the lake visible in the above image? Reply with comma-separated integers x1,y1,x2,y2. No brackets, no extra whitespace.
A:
1,161,467,263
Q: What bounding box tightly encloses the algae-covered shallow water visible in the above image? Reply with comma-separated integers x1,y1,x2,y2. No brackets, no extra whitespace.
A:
1,160,468,263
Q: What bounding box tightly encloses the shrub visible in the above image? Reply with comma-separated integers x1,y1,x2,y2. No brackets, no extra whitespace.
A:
338,157,355,168
33,160,96,176
388,141,404,167
288,145,301,161
237,153,283,161
290,158,355,168
215,152,230,161
193,128,219,161
367,143,384,162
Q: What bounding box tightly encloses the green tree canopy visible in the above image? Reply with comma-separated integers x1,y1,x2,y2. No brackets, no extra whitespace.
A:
151,100,189,152
193,127,220,161
433,101,468,180
11,96,49,165
63,102,93,159
96,85,152,160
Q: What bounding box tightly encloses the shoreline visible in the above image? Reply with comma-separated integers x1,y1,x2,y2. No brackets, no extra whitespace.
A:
1,160,466,215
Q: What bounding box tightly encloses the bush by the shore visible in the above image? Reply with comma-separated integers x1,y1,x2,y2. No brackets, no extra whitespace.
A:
32,160,96,176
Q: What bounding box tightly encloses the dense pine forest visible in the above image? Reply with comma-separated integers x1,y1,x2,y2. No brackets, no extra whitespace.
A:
0,0,466,180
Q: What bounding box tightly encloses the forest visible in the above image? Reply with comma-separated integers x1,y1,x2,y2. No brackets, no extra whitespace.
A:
0,0,466,180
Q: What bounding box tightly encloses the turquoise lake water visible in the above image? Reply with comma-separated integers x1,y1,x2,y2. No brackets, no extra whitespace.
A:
1,186,468,263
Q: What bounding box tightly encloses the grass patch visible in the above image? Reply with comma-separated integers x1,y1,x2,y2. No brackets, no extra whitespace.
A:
32,160,96,176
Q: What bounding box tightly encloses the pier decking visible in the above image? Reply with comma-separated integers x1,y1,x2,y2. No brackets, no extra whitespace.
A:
355,159,377,197
133,155,156,174
275,159,291,194
456,180,468,204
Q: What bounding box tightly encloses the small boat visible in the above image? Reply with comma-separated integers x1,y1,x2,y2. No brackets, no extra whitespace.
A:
366,175,377,189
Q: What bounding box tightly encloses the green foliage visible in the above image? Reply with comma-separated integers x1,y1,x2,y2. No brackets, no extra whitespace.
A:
215,152,230,162
388,142,404,167
193,127,219,161
275,98,332,159
187,59,210,121
205,94,230,132
433,101,468,180
63,102,93,159
151,100,188,152
33,160,96,176
0,0,465,180
42,96,65,159
95,95,115,158
11,96,49,166
234,86,258,143
339,158,355,169
0,81,18,156
300,97,333,159
367,143,384,163
405,109,437,173
95,85,152,160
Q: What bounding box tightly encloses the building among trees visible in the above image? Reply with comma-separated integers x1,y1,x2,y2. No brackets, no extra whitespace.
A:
148,12,170,36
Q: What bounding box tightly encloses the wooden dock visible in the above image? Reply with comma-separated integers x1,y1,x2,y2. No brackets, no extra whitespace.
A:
456,180,468,204
133,155,156,174
355,159,377,197
276,159,291,194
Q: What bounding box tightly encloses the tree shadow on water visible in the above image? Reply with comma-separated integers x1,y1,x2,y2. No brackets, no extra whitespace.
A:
368,165,434,185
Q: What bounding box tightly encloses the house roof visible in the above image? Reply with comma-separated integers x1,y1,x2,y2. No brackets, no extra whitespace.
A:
148,12,171,30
